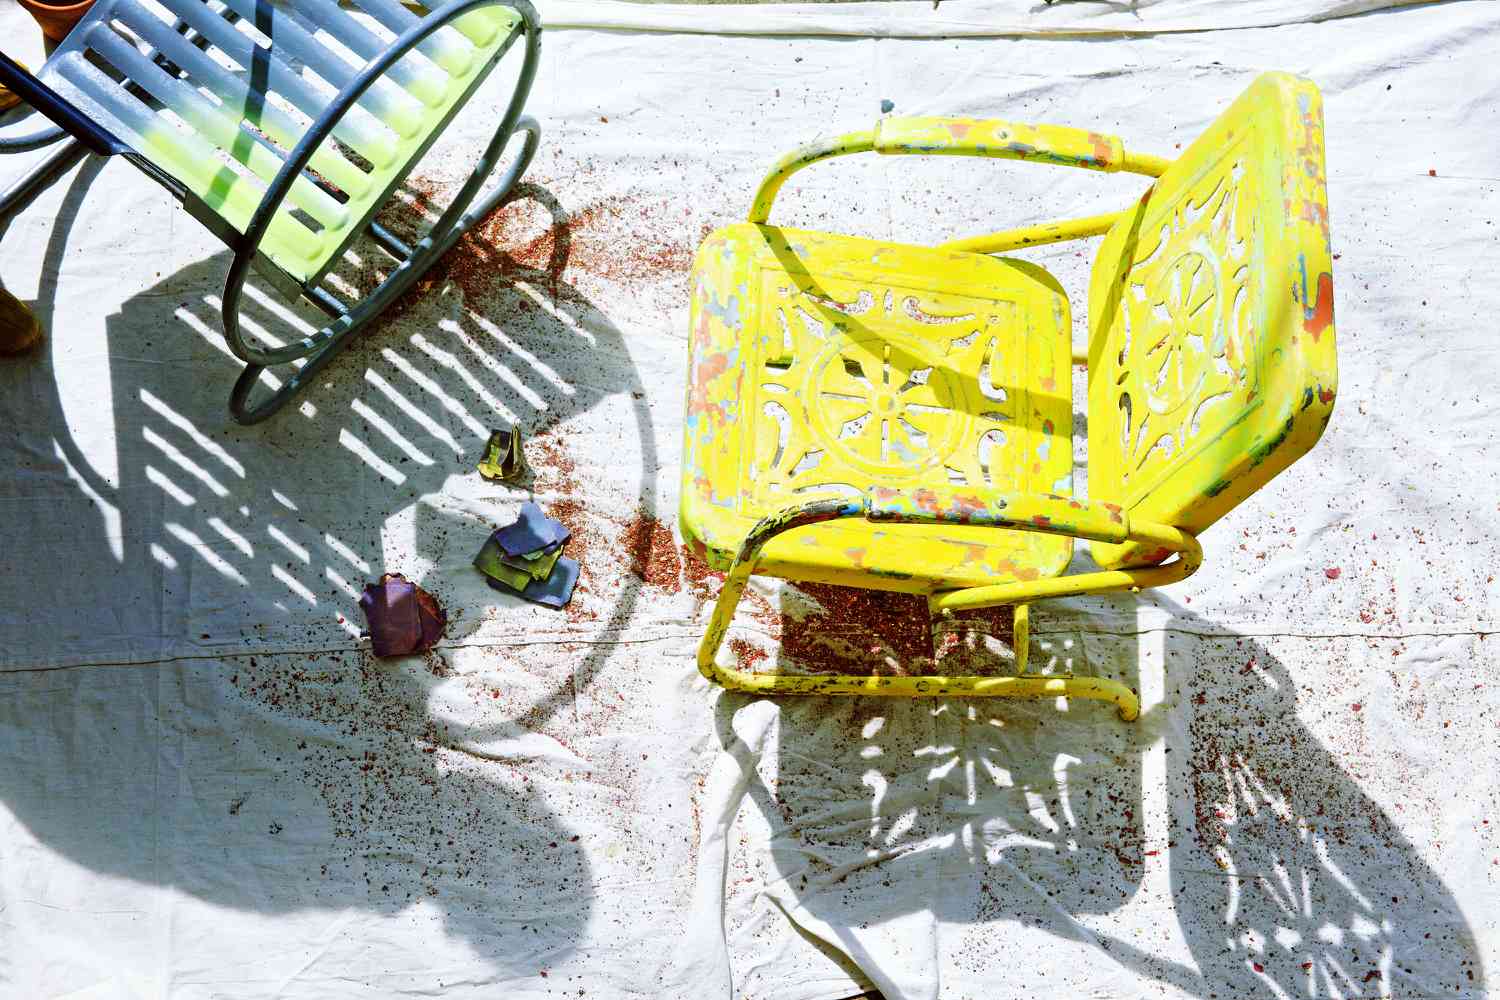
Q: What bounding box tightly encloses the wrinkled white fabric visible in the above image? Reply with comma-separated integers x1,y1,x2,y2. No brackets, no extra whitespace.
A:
538,0,1431,37
1,1,1497,998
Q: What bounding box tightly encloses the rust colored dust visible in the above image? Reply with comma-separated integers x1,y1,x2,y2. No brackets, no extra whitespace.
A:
616,511,1016,678
376,176,696,315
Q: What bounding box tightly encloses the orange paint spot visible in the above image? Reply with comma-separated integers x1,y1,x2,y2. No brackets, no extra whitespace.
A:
1087,131,1114,167
1300,199,1329,235
686,348,733,423
1304,272,1334,341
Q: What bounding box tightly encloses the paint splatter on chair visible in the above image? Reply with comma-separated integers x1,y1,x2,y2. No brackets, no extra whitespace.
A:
0,0,539,422
681,72,1337,719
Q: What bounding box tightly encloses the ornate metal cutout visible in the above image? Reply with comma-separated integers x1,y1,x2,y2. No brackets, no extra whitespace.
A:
745,272,1046,506
1106,144,1257,503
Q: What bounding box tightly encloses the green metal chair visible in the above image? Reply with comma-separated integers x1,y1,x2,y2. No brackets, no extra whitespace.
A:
0,0,540,423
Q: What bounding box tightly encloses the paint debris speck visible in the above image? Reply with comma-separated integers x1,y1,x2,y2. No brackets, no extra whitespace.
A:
1324,567,1341,580
880,99,895,113
1352,703,1363,712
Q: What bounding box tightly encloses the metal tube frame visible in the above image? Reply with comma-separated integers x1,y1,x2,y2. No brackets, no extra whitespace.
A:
707,121,1185,719
223,0,541,422
747,125,1169,226
698,494,1201,721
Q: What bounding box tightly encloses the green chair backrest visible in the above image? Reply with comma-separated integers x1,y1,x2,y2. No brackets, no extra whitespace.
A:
38,0,522,287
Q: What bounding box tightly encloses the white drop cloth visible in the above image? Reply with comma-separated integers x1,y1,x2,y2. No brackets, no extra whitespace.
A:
1,1,1498,998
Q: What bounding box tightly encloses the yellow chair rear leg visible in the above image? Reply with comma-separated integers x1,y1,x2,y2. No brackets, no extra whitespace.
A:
1013,602,1029,675
928,592,1139,721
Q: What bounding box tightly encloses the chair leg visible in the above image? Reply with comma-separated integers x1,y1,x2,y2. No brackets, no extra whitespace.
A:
0,138,89,225
696,505,1140,718
694,498,1142,718
704,574,1140,716
1013,601,1030,675
226,117,542,425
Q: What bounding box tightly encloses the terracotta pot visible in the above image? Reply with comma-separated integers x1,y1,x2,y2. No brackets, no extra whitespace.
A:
16,0,97,43
0,287,43,357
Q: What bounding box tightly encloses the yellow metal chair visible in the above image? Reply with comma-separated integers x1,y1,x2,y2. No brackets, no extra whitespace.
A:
680,72,1337,719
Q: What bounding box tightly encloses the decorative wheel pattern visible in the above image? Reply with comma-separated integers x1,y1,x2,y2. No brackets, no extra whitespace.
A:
808,334,967,474
1105,151,1257,498
748,281,1037,500
1140,249,1218,417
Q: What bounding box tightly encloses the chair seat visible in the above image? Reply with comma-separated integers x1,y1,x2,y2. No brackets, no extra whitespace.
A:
681,223,1076,594
37,0,521,286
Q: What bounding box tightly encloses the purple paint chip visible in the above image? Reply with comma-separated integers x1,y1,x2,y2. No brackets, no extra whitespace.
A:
359,573,446,657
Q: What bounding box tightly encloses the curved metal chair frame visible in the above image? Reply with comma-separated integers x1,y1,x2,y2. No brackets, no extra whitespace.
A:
685,74,1337,720
0,0,541,423
698,492,1203,721
691,127,1185,722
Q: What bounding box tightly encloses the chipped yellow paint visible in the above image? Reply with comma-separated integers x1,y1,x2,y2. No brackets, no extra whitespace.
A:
872,116,1123,170
681,224,1074,593
680,72,1336,719
1087,72,1337,569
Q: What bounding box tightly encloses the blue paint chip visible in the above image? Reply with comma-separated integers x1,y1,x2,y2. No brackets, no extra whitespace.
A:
494,501,570,556
486,555,581,609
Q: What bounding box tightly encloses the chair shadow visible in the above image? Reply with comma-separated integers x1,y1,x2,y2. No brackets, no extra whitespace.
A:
712,588,1483,999
0,161,663,974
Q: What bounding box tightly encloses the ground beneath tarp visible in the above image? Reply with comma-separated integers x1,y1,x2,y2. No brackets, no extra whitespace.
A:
1,2,1498,998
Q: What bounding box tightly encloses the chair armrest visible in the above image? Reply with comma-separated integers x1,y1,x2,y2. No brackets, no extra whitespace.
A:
719,487,1197,578
874,116,1123,171
874,116,1168,176
862,486,1202,614
865,485,1129,544
748,117,1169,223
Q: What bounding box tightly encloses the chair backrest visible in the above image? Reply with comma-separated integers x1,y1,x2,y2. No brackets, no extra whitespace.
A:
36,0,522,287
1085,72,1337,569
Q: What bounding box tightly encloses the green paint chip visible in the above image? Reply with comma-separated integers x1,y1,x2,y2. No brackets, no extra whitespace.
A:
473,536,533,591
477,426,526,483
503,544,564,581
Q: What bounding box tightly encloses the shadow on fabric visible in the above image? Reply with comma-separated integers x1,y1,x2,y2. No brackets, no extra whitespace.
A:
712,590,1483,1000
0,161,662,977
